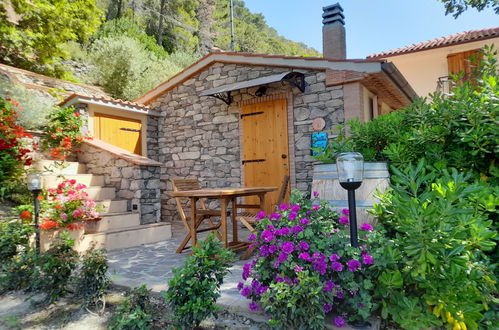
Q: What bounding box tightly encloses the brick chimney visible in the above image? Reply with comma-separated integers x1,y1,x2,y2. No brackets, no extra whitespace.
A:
322,3,346,59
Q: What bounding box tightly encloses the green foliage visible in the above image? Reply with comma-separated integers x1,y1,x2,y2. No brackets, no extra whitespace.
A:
41,105,87,159
108,285,154,330
242,190,384,326
372,160,498,329
261,270,325,330
163,234,235,329
439,0,499,17
0,219,33,269
87,35,184,100
0,0,103,79
0,248,39,294
213,0,319,56
34,233,79,302
0,95,33,200
317,47,499,184
0,78,58,129
95,17,167,58
74,247,110,307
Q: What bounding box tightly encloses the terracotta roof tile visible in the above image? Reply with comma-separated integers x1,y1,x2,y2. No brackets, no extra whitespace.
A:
60,93,150,110
368,27,499,58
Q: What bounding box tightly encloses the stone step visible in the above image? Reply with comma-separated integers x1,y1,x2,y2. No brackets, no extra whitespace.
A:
97,200,129,214
85,187,116,201
41,174,104,189
90,212,140,232
78,223,172,251
34,160,86,175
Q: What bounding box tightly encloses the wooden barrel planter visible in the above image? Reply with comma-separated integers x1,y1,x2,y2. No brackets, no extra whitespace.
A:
311,162,390,223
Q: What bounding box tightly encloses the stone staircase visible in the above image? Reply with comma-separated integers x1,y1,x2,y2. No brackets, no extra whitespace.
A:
35,160,171,251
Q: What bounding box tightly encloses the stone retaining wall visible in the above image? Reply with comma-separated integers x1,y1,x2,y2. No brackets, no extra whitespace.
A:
149,62,345,221
78,142,161,224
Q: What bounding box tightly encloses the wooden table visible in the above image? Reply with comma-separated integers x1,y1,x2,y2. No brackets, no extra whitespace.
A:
168,187,277,252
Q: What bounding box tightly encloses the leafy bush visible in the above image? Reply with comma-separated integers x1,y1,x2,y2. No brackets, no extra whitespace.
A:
164,234,235,329
316,47,499,184
94,17,167,59
0,219,33,266
0,95,34,199
87,36,184,100
240,191,384,327
260,270,326,330
373,161,498,329
74,247,110,307
0,79,59,129
108,285,154,330
41,105,88,160
34,233,79,302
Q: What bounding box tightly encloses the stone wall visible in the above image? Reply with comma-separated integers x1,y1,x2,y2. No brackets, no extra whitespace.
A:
78,142,161,224
149,62,345,221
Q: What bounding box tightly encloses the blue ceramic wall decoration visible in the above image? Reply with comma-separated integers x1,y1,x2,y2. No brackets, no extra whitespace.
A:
311,131,328,156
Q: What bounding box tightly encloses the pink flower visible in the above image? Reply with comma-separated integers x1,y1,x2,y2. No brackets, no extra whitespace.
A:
360,222,373,231
347,259,362,272
313,205,319,210
72,208,84,218
60,213,68,221
256,211,267,220
279,204,288,211
329,254,340,261
334,316,346,327
76,183,87,190
341,208,350,216
362,254,374,265
339,216,349,225
249,302,259,311
313,191,319,197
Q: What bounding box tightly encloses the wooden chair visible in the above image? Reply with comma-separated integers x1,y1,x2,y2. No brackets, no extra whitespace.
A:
171,179,223,253
237,175,290,233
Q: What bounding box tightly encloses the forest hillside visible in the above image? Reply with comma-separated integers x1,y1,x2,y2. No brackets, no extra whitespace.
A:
0,0,319,101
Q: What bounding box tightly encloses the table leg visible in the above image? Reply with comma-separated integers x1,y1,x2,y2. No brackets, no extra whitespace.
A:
220,198,228,248
231,197,238,243
258,193,267,213
190,197,198,248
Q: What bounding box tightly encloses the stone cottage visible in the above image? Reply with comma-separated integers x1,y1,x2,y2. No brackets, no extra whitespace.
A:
132,4,417,220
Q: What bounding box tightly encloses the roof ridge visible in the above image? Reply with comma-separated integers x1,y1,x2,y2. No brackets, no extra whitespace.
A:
367,26,499,58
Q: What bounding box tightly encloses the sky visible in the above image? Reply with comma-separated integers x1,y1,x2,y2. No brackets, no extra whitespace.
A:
243,0,499,58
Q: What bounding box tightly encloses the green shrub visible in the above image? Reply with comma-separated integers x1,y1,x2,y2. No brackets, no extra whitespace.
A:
372,160,498,329
0,219,34,267
74,247,110,308
87,36,184,100
0,248,39,294
0,79,58,130
35,233,79,302
240,190,384,327
95,17,167,59
163,234,235,329
260,270,325,330
316,46,499,184
108,285,154,330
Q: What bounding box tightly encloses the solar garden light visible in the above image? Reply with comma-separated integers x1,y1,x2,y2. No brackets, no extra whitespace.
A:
26,172,42,253
336,152,364,247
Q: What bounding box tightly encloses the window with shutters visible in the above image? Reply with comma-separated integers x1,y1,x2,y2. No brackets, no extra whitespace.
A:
447,49,482,81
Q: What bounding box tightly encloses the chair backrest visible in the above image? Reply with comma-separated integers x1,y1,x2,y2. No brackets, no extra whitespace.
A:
276,175,290,206
171,178,207,222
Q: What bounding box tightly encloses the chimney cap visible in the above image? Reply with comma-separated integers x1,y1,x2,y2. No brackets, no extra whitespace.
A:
322,3,343,12
322,3,345,26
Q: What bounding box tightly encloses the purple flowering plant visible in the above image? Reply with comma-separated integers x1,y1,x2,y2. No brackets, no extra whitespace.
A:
239,190,384,326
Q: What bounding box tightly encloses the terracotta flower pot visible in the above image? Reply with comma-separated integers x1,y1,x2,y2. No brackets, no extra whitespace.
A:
83,217,102,234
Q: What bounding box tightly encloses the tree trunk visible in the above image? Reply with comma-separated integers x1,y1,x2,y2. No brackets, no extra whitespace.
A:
157,0,167,46
196,0,215,55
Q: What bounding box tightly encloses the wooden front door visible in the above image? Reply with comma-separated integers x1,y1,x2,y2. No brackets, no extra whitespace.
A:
94,113,142,155
241,99,290,211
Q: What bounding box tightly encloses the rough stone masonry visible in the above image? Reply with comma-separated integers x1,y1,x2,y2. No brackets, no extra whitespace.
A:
148,62,345,221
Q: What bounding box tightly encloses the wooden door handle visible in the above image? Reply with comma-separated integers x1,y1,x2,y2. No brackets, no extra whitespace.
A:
281,154,287,159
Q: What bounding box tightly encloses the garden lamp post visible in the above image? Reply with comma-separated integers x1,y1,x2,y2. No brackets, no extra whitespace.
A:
336,152,364,247
26,173,42,253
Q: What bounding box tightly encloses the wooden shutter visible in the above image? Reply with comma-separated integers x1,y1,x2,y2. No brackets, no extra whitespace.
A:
447,49,482,80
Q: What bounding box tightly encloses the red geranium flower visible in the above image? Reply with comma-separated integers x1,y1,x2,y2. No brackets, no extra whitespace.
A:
20,210,32,220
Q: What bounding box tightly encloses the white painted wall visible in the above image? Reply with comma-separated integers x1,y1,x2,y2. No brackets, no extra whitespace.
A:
383,38,499,97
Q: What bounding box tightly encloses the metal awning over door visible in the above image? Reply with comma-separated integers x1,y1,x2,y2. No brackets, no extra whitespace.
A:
199,71,305,105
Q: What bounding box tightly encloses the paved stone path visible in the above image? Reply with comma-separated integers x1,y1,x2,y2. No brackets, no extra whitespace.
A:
106,221,267,321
